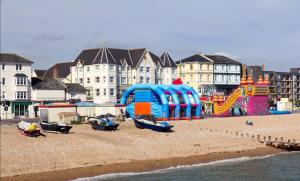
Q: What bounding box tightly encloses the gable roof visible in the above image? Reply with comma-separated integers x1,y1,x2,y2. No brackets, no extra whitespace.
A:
149,52,164,67
31,77,66,90
65,83,86,93
33,69,46,77
160,52,177,68
44,62,73,79
177,54,213,64
204,55,241,65
128,48,146,68
0,53,33,63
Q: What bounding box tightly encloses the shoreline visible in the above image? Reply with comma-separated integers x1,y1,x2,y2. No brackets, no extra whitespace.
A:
1,147,282,181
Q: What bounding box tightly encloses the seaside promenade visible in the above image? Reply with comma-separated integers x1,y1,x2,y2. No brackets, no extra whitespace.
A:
1,114,300,181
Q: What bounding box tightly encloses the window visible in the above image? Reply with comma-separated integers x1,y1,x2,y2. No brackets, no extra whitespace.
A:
208,75,210,81
109,65,114,71
146,67,150,73
190,64,193,70
127,66,130,71
200,64,202,70
87,78,90,84
16,64,22,71
121,77,126,84
16,77,27,85
146,77,150,83
87,66,90,72
172,69,175,74
200,74,202,81
122,65,126,71
222,65,225,70
140,76,143,83
109,88,114,96
79,67,83,72
96,89,100,96
79,78,83,84
1,63,5,70
109,76,114,83
95,77,100,83
15,91,27,99
103,76,106,82
95,65,100,70
103,88,107,96
2,78,5,85
2,91,6,99
140,66,144,72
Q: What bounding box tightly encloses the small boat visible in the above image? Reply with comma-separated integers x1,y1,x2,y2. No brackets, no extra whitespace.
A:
40,121,72,134
245,120,253,126
17,121,40,137
269,110,291,115
133,115,173,132
89,115,119,131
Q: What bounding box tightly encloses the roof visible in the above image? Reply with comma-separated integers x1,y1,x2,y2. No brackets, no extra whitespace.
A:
65,83,86,93
204,55,241,65
0,53,33,63
73,47,147,68
160,52,177,68
177,54,213,64
33,69,46,77
32,77,66,90
44,62,73,79
149,52,164,67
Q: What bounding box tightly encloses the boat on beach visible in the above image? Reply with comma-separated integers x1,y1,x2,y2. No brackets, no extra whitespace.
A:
17,121,41,137
133,115,173,132
88,114,119,131
269,109,291,115
40,121,72,134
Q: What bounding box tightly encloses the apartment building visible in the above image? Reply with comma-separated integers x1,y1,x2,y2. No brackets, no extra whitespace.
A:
263,69,300,105
70,47,176,104
0,53,34,119
176,54,215,96
205,55,242,94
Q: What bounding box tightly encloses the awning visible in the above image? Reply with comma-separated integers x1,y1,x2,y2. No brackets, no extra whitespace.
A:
14,73,28,77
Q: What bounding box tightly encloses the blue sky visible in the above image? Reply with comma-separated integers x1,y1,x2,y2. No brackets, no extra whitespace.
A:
1,0,300,71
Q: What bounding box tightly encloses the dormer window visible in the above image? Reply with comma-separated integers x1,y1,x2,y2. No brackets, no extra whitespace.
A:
16,64,22,71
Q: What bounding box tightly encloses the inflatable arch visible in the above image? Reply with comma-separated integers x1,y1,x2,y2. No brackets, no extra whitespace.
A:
120,84,201,120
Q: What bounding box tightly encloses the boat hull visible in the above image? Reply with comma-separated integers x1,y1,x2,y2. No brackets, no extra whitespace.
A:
17,125,40,137
133,119,172,132
90,122,119,131
40,122,72,134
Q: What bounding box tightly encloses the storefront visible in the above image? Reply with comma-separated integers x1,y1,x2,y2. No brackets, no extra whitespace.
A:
11,101,32,118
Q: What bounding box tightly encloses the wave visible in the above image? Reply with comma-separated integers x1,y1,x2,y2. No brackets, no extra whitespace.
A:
72,152,289,181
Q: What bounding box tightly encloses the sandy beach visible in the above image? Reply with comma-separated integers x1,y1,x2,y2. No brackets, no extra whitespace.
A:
1,114,300,181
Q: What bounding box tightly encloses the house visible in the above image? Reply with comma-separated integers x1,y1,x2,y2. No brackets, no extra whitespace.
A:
31,77,66,101
43,61,73,83
70,46,176,104
65,83,87,101
0,53,34,119
205,55,242,95
176,53,215,96
160,52,177,84
32,69,46,78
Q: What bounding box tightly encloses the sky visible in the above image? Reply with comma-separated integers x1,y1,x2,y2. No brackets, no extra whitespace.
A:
1,0,300,71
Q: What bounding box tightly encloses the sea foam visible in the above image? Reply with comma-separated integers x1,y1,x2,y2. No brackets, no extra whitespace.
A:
72,153,279,181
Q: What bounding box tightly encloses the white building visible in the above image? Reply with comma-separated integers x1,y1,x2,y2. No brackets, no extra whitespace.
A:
205,55,242,94
160,52,177,84
0,53,34,119
70,47,177,104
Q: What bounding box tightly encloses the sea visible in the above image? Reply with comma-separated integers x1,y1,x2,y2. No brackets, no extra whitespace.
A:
74,152,300,181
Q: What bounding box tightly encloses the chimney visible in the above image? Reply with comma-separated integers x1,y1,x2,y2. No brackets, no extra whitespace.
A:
261,64,265,71
53,66,58,79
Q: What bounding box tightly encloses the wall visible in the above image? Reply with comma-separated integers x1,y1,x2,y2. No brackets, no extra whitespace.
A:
31,89,65,101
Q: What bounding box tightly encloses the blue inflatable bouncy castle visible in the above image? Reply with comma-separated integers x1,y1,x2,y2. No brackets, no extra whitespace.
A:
119,84,201,120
